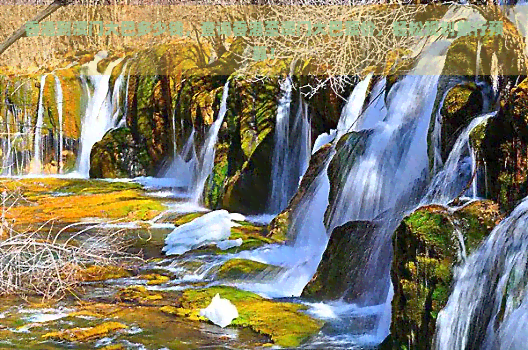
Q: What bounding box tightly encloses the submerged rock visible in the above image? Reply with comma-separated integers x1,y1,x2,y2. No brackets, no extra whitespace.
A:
42,321,128,342
213,258,282,281
385,200,501,350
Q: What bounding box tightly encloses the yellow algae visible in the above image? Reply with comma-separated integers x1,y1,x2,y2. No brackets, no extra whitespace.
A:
116,285,163,304
100,345,126,350
140,274,170,285
7,187,165,226
70,303,126,319
77,265,131,282
42,321,127,342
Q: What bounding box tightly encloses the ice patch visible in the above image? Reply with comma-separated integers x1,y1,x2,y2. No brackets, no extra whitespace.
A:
216,238,243,250
312,130,337,154
199,293,239,328
163,210,242,255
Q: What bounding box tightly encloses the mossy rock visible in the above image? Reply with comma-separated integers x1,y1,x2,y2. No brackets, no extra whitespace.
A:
302,220,377,302
78,265,131,282
213,258,281,281
387,200,501,349
440,83,484,161
176,286,323,347
479,77,528,212
222,131,274,215
90,127,147,178
115,285,163,304
209,76,279,214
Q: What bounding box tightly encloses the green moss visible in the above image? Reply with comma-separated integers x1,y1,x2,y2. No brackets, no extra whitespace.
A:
215,259,279,280
172,212,205,226
388,201,501,349
439,83,483,161
178,286,323,347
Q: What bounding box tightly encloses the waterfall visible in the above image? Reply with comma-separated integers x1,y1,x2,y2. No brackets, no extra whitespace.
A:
162,128,198,188
295,98,311,183
234,70,374,298
268,77,294,213
311,39,453,344
435,197,528,350
76,56,124,177
32,74,48,173
236,152,334,298
268,77,312,213
423,113,494,204
2,107,13,176
54,75,63,174
190,80,230,203
336,73,373,137
111,62,128,128
312,73,373,154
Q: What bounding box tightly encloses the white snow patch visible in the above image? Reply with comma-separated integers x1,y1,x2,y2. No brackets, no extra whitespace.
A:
199,293,239,328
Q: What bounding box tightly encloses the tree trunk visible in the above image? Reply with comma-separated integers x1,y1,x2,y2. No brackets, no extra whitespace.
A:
0,0,73,57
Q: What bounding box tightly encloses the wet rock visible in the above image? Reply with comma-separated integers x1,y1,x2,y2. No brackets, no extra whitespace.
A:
90,127,147,178
440,83,484,161
479,77,528,212
302,220,377,301
324,130,372,225
268,143,333,242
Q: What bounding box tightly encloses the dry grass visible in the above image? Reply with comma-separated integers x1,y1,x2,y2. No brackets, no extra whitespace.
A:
0,179,137,300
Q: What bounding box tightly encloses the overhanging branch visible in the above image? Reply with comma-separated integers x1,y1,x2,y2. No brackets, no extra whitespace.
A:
0,0,73,57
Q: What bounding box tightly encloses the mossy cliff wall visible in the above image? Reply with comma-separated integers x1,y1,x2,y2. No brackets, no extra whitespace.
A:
383,201,501,350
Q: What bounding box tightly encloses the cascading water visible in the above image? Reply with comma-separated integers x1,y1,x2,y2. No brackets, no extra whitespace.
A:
76,54,125,177
231,73,377,300
268,77,312,213
1,106,13,176
308,38,453,346
110,62,128,128
161,128,198,189
236,152,334,298
423,112,495,204
336,73,373,137
54,75,63,174
32,74,48,174
435,197,528,350
312,74,373,154
293,97,311,183
190,80,230,203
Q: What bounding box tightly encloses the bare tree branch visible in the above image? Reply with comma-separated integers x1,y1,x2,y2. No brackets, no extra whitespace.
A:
0,0,73,57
